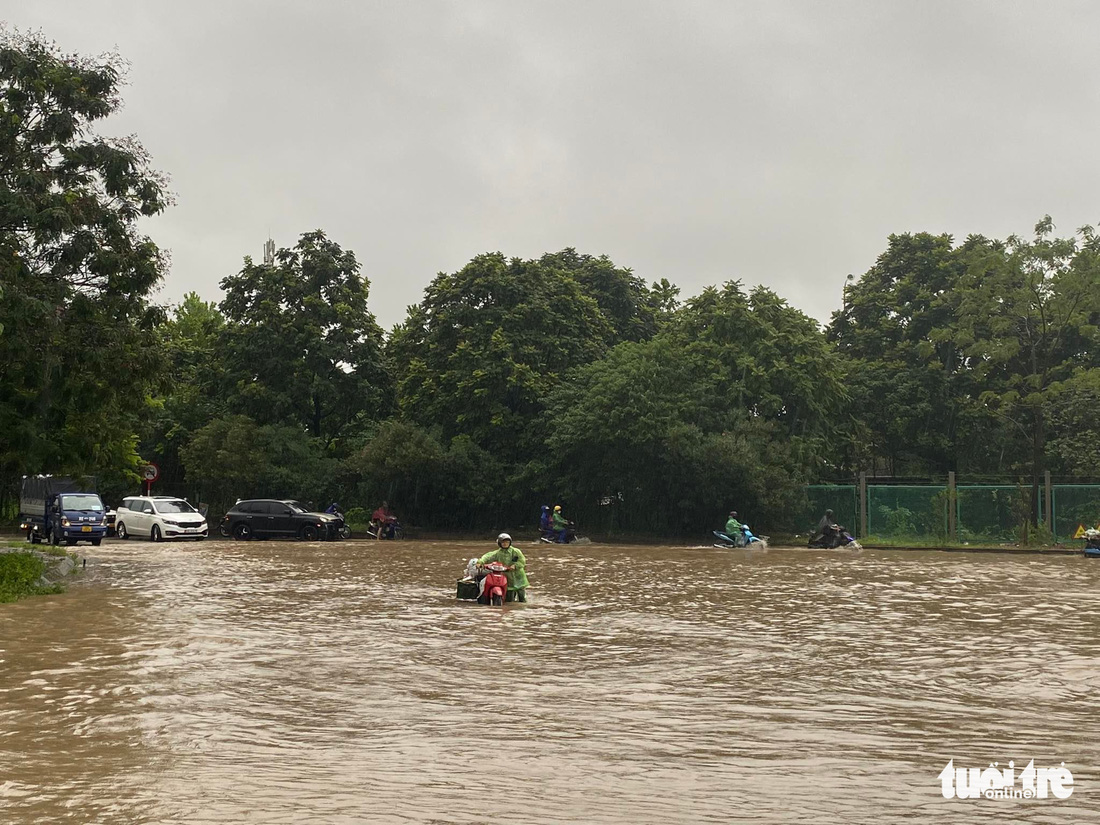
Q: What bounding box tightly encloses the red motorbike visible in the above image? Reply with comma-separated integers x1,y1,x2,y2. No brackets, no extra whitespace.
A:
480,561,510,606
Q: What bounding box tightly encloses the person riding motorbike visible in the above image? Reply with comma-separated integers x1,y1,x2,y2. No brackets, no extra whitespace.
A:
478,533,529,602
539,505,554,540
809,509,846,548
551,505,572,543
325,502,341,516
717,510,745,546
371,501,399,539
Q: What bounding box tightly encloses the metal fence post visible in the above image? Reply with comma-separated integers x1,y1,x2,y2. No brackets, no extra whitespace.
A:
948,471,957,543
859,472,868,538
1044,470,1053,539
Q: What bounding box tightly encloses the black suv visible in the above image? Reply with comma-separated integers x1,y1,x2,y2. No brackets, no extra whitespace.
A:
220,499,344,541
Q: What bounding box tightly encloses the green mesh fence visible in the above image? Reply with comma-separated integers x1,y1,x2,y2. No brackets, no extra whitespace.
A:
804,485,859,537
867,485,948,541
1052,485,1100,541
955,485,1034,543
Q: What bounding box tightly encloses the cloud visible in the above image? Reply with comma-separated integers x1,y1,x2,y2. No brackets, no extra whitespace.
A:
6,0,1100,329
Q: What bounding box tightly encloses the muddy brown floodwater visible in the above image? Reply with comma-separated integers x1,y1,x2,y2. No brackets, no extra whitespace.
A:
1,539,1099,823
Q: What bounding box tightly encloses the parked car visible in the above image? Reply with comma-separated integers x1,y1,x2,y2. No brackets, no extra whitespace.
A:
115,496,208,541
220,499,345,541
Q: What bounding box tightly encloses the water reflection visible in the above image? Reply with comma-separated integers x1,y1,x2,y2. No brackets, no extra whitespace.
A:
1,540,1098,823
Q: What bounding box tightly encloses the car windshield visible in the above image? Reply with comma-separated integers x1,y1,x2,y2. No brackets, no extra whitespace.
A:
285,501,308,513
154,499,197,514
61,494,104,511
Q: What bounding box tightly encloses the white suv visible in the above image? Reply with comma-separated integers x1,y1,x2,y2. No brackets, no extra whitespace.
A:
115,496,208,542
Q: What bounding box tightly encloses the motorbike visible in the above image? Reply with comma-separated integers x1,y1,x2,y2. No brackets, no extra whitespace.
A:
539,521,590,545
713,524,768,549
456,560,511,606
808,524,861,549
1084,528,1100,558
325,508,353,539
366,517,403,540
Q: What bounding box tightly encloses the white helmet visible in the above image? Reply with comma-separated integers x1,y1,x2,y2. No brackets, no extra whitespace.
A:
497,532,512,546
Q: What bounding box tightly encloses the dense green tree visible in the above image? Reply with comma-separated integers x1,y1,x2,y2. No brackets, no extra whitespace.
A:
389,250,644,463
545,336,807,534
1045,370,1100,476
947,218,1100,519
140,293,227,485
180,414,335,513
827,233,993,475
341,422,499,529
219,231,391,447
674,282,847,467
536,248,659,342
0,32,168,504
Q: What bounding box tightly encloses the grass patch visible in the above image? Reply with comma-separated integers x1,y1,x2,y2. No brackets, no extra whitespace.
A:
0,551,63,603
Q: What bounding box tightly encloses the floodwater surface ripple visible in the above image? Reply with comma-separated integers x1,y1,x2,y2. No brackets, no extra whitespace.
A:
1,540,1098,823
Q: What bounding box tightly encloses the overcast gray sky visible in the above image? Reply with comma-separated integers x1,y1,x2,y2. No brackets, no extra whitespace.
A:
5,0,1099,329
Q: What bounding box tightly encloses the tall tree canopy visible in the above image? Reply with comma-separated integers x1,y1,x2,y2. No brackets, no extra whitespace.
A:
218,231,391,447
544,284,839,533
388,249,657,463
140,293,227,486
675,283,848,457
947,218,1100,515
827,233,997,475
0,31,168,496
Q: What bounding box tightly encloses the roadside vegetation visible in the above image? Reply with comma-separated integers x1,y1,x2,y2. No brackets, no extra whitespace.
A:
1,31,1098,539
0,548,64,603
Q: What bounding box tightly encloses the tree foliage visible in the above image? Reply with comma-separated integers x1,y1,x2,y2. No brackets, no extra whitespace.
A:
388,249,655,463
219,231,391,446
140,293,227,486
828,233,991,474
947,218,1100,507
179,414,335,511
0,31,167,496
544,286,836,534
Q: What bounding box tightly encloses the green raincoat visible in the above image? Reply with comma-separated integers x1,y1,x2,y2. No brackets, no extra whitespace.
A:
478,545,529,592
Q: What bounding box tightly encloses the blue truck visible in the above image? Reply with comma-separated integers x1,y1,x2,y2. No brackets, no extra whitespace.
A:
19,475,109,547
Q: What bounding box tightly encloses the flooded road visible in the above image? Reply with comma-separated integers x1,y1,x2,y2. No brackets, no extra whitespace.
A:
1,539,1098,823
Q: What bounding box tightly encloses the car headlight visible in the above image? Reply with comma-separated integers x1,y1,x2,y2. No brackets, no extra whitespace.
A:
163,519,179,527
61,517,71,527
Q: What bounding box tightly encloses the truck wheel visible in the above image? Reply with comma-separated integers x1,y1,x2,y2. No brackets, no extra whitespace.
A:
116,522,128,540
28,529,39,545
151,525,162,542
50,529,60,546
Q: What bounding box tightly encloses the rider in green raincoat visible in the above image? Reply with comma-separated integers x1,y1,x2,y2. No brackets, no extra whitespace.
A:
478,533,529,602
